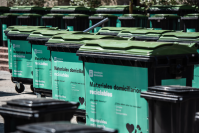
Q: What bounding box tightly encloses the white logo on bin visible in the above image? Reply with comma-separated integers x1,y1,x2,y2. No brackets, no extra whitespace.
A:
34,49,42,54
89,70,93,77
54,57,63,62
13,44,20,48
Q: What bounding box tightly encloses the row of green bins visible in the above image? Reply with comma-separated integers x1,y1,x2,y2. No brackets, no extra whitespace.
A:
95,5,129,27
42,14,65,29
45,34,127,122
148,14,180,30
157,31,199,88
141,85,199,133
63,14,89,31
118,14,148,27
27,30,90,97
7,26,58,93
18,13,41,26
89,14,117,33
97,27,142,36
0,13,19,47
15,121,117,133
181,13,199,32
76,40,198,133
0,98,79,132
117,29,171,41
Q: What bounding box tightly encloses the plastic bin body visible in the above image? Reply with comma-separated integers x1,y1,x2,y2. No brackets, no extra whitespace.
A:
89,14,117,33
118,14,148,28
27,31,84,97
0,98,79,132
15,121,118,133
141,85,199,133
7,27,54,86
181,13,199,32
46,35,126,119
77,40,198,133
42,14,65,29
0,13,19,47
195,112,199,133
157,32,199,88
18,13,41,26
63,14,89,31
95,5,129,27
149,14,180,30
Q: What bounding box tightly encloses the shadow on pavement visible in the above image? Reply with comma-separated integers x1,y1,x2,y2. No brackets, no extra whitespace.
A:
0,79,8,81
0,91,19,97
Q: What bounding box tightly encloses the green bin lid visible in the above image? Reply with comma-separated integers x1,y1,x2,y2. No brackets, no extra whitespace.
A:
158,32,199,43
97,27,143,36
63,14,89,19
46,34,126,49
42,13,65,19
18,13,41,18
117,29,171,40
78,40,197,57
10,6,45,11
148,5,171,11
7,26,58,37
89,14,117,19
0,13,21,18
171,4,196,11
27,30,90,41
119,14,147,19
181,13,199,20
51,6,94,12
95,5,129,12
149,14,180,20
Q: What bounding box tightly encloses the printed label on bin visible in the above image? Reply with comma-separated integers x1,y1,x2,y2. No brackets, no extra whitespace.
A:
67,26,74,31
192,64,199,88
187,28,196,32
2,24,7,41
8,39,12,70
52,51,85,110
85,62,148,133
32,45,52,90
11,40,32,79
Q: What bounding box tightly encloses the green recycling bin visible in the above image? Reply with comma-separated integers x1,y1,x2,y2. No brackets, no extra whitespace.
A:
89,14,118,33
95,5,129,27
45,34,126,122
117,29,171,41
63,14,89,31
27,30,90,97
7,26,58,93
10,6,45,14
51,6,95,15
77,40,198,133
17,13,41,26
181,13,199,32
148,14,180,30
157,31,199,88
42,14,65,29
0,13,20,47
118,14,148,28
97,27,142,36
5,26,46,73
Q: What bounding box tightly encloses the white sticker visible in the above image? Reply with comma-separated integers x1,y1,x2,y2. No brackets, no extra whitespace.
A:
178,19,180,22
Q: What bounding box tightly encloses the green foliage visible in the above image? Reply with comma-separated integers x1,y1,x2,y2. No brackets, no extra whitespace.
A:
70,0,101,8
7,0,59,7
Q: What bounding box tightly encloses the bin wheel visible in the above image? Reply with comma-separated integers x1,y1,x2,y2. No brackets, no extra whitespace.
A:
15,83,25,93
30,85,34,93
77,117,86,123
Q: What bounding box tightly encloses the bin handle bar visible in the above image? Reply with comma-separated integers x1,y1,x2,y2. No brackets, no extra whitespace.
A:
83,18,109,33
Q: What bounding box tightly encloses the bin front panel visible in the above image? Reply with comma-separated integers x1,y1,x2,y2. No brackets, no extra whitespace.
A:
2,24,7,41
32,45,51,90
85,62,148,133
11,40,32,79
52,51,85,110
192,64,199,88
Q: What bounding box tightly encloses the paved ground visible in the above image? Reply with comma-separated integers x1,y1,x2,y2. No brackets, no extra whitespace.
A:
0,71,77,132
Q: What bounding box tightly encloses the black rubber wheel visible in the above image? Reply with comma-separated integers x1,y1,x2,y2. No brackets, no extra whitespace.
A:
15,83,25,93
77,117,86,123
30,85,34,93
